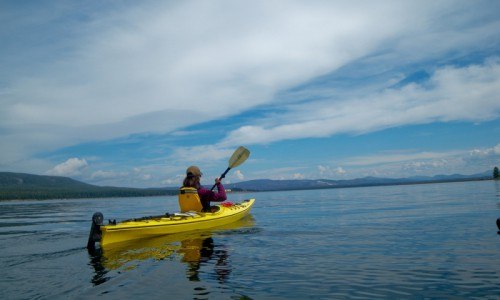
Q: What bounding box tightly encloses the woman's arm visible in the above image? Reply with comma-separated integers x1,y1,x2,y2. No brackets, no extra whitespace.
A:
198,179,227,202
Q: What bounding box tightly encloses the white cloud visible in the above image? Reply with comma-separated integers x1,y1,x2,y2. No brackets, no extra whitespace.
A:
162,179,179,186
323,145,499,178
90,170,128,180
343,150,465,167
8,1,394,131
132,167,152,181
161,174,185,187
470,143,500,157
222,59,500,145
251,166,307,180
47,158,88,176
318,165,328,174
169,145,235,165
318,165,347,177
335,167,347,175
402,160,451,173
234,170,245,180
140,174,152,181
2,1,497,164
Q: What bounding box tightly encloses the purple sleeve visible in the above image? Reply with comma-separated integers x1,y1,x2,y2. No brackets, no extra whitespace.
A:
198,183,227,202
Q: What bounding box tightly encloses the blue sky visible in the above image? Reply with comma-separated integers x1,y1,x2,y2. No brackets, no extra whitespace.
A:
1,0,499,187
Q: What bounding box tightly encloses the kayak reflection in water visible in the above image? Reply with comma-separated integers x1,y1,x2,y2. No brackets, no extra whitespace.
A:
86,216,254,286
87,247,108,286
87,233,232,286
179,236,231,283
181,166,227,212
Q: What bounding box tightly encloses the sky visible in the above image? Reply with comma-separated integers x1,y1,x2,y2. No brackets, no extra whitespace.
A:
1,0,499,188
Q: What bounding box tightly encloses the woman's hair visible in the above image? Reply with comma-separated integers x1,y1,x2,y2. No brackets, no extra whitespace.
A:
183,174,201,188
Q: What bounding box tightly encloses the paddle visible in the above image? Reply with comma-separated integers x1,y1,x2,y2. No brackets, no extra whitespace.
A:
211,146,250,191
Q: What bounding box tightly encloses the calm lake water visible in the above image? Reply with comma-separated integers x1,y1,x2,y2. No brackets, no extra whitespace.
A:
1,180,499,299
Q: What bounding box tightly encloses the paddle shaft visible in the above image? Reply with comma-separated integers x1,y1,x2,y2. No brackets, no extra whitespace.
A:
210,146,250,191
211,167,230,191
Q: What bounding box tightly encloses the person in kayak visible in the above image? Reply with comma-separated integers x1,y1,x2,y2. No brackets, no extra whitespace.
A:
182,166,227,212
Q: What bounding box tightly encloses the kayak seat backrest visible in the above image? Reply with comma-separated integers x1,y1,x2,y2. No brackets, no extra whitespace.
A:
178,187,203,212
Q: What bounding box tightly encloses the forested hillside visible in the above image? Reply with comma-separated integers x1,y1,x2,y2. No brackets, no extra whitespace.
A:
0,172,176,200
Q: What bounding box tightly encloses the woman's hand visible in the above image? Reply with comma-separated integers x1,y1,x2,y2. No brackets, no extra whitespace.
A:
214,177,221,184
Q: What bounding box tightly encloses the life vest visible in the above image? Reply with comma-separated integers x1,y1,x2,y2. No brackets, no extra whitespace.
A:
178,187,203,212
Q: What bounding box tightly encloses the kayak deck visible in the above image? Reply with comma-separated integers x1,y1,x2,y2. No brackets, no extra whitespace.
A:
88,199,255,248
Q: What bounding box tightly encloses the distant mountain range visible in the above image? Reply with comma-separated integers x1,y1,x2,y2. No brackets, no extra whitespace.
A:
0,171,493,200
226,171,493,191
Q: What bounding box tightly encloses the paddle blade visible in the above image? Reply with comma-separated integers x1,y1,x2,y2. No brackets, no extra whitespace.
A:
228,146,250,168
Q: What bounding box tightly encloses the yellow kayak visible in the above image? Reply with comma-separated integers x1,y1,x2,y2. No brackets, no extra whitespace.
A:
87,199,255,248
